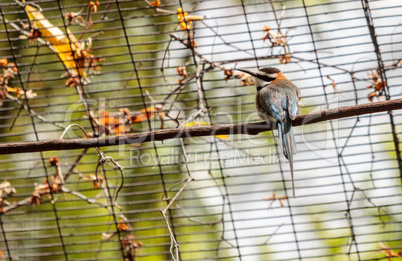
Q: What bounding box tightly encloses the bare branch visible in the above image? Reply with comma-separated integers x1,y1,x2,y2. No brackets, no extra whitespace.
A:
0,99,400,155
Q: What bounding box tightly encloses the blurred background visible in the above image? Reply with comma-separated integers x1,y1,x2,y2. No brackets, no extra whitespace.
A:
0,0,401,260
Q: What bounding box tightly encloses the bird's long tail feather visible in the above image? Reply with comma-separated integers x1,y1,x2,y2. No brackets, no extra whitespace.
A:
278,115,296,196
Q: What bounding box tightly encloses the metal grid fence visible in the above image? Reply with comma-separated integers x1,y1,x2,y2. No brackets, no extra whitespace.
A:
0,0,401,260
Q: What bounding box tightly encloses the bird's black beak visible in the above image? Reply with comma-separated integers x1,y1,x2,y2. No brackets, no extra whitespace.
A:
237,69,263,92
236,69,257,77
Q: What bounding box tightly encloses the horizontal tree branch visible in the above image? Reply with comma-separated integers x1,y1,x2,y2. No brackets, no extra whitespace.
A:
1,99,401,155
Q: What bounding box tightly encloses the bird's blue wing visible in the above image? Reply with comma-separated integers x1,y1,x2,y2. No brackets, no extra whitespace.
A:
259,86,286,122
285,86,300,120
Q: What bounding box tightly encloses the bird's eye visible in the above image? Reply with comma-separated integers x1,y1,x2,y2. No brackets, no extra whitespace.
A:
256,86,263,91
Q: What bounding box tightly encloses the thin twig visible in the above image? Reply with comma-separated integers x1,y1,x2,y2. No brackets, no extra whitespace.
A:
201,21,254,56
61,186,109,209
5,94,65,129
159,138,194,260
263,223,284,244
161,176,193,261
196,60,207,112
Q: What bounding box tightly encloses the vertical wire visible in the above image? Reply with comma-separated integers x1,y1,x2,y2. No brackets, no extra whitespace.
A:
0,214,11,261
178,1,242,258
301,1,361,260
240,1,302,259
361,0,402,181
114,0,178,259
179,0,247,260
195,63,242,260
240,0,260,69
0,2,69,260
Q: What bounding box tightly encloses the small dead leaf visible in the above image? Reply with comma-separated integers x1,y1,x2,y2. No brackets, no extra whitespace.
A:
65,77,79,87
6,87,37,100
8,63,17,73
377,242,402,261
128,107,160,123
0,180,16,202
261,25,292,64
368,91,379,102
0,58,7,67
120,108,131,116
177,65,187,77
83,174,104,189
262,26,273,42
29,177,63,205
65,12,74,25
118,219,130,232
65,9,85,26
279,53,291,64
49,157,60,166
122,233,142,250
89,1,100,14
98,110,126,136
22,89,37,99
0,88,6,100
223,67,234,81
177,8,201,31
6,87,21,97
150,0,160,7
375,80,385,91
177,65,188,83
102,232,116,241
327,76,340,92
177,7,187,23
264,191,287,207
27,29,42,43
30,184,50,205
45,177,62,193
111,117,126,136
29,194,42,205
49,157,64,184
366,70,386,102
239,73,254,86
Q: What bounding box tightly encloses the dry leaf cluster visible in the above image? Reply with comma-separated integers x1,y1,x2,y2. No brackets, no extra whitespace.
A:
264,191,287,207
262,25,292,64
177,8,202,48
88,106,165,137
102,219,143,261
0,181,16,213
0,58,37,107
377,242,402,261
222,67,254,86
366,70,385,102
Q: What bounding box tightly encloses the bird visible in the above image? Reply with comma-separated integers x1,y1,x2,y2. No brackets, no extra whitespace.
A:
237,67,301,196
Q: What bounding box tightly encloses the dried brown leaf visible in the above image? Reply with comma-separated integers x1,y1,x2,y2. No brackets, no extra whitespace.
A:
150,0,161,7
0,58,7,67
89,1,100,14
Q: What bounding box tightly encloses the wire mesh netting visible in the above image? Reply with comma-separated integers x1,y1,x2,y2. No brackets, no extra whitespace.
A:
0,0,401,260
